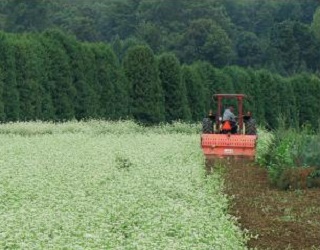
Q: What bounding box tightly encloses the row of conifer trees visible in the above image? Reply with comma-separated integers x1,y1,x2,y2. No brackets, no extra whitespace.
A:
0,29,319,129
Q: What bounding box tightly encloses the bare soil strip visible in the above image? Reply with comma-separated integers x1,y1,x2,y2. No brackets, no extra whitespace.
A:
221,160,320,249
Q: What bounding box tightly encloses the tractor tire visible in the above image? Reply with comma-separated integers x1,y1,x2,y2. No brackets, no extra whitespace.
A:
202,118,213,134
245,119,257,135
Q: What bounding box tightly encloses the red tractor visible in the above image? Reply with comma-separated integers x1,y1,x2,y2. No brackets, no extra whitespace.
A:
201,94,257,160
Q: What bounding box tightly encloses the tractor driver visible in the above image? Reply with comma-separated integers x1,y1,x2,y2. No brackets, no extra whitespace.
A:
222,105,237,134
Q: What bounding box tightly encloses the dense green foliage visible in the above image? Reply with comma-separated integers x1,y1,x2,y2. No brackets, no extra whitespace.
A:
157,53,190,122
123,45,164,124
0,30,319,126
256,121,320,190
1,0,319,75
0,1,320,126
0,121,248,249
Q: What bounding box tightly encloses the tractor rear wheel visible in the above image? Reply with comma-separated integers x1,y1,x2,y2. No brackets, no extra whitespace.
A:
245,119,257,135
202,118,213,134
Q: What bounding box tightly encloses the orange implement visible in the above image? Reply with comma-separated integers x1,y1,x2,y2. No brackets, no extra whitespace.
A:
201,134,257,160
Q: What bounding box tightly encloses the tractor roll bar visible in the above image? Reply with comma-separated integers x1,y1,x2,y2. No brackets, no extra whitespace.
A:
212,94,247,132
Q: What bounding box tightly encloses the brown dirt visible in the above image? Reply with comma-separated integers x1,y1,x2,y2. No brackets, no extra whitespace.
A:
216,159,320,250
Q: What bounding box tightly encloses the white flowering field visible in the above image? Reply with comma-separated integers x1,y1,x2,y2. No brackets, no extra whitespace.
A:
0,121,247,249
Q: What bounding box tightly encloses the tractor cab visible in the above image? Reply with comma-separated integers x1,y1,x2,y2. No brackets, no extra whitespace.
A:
201,94,257,160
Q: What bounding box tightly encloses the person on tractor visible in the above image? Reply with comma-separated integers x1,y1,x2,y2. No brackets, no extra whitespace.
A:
222,105,237,134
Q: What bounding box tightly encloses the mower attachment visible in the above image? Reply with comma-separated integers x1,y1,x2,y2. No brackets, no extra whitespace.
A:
201,134,257,160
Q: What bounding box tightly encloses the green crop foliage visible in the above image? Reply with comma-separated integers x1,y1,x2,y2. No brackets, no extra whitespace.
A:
255,127,274,166
254,123,320,189
258,124,320,189
0,120,248,249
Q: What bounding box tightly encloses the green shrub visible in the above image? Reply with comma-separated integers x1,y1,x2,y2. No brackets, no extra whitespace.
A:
265,125,320,189
255,128,274,166
266,129,297,186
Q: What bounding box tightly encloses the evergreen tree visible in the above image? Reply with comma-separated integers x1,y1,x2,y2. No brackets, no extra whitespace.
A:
210,68,237,116
157,53,189,122
33,34,55,121
193,61,216,112
123,45,165,124
90,43,129,120
73,44,98,119
180,74,192,122
257,69,280,128
291,74,319,127
47,31,98,120
223,66,249,93
211,68,234,95
0,67,4,121
246,68,265,124
12,36,44,121
182,65,205,121
223,66,252,111
40,30,76,121
275,75,298,128
0,32,19,121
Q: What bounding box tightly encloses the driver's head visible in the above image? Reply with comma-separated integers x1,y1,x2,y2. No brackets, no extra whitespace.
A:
229,106,234,112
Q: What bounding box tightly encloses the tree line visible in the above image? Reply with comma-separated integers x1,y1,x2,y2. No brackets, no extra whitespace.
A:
0,30,319,129
0,0,319,76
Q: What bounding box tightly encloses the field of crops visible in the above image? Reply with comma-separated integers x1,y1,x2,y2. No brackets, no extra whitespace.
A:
0,121,248,249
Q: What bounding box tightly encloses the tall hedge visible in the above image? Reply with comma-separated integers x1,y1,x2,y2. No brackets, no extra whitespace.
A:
123,45,165,124
40,30,76,121
0,32,19,121
182,65,205,121
13,36,44,121
158,53,190,122
0,30,319,128
90,43,129,120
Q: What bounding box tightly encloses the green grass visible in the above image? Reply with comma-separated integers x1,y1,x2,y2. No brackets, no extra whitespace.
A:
0,121,247,249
